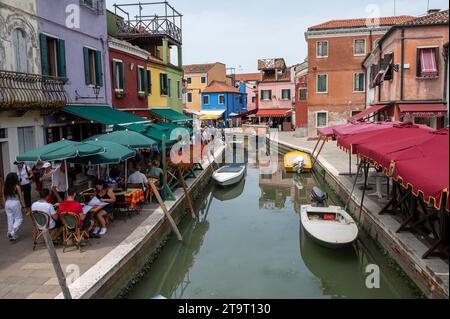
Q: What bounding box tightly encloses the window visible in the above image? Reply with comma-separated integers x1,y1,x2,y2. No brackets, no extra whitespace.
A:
17,127,35,155
187,77,192,84
187,92,193,103
147,70,152,94
317,41,328,57
417,47,439,77
82,0,94,8
177,81,181,99
40,33,66,77
112,60,124,91
203,95,210,105
351,110,361,117
137,66,146,93
239,96,243,104
0,128,7,139
299,88,307,101
83,46,102,86
316,74,328,93
12,29,28,73
156,49,161,59
354,73,365,92
201,76,206,84
168,78,172,97
281,89,291,100
316,112,328,128
354,39,366,55
251,96,256,103
261,90,272,100
219,94,225,105
160,73,168,95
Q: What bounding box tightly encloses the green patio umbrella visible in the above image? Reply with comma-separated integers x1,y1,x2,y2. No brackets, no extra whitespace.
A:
16,139,104,162
68,140,136,165
86,130,157,149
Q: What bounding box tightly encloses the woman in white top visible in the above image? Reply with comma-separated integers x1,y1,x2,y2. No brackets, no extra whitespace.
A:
2,173,26,241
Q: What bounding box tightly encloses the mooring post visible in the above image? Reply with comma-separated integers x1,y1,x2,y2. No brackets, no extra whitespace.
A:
178,168,196,219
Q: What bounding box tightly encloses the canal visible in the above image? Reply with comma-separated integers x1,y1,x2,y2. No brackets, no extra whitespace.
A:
125,149,419,299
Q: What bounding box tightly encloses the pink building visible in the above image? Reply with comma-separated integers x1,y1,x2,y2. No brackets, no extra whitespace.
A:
256,58,296,130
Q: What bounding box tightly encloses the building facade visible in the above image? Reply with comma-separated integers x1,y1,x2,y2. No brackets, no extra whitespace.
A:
183,62,227,112
235,73,262,112
305,15,414,136
362,10,449,128
256,58,295,131
201,81,247,122
294,61,308,136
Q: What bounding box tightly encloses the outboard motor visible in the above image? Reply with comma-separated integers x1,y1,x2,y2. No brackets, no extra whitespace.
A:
311,187,327,207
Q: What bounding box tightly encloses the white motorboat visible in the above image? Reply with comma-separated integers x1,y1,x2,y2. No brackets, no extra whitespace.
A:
212,165,246,186
300,187,358,248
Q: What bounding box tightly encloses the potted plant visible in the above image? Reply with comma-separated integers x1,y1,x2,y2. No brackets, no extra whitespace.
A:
115,90,126,99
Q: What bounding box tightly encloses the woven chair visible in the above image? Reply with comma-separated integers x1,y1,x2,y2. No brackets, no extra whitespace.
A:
30,211,59,251
60,212,92,253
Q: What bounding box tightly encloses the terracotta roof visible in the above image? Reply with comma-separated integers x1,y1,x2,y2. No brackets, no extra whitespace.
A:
183,62,223,74
235,73,263,82
308,15,415,31
202,81,240,94
399,10,448,26
261,68,291,82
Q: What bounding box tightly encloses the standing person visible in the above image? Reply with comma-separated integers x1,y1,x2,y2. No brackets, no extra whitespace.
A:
2,173,26,241
32,160,44,192
51,161,68,203
14,161,33,213
40,162,54,196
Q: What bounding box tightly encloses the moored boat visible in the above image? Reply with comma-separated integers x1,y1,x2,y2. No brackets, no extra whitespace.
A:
212,164,246,186
284,151,312,173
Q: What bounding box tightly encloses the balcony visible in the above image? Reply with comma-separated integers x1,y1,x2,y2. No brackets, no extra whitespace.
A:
0,70,68,112
113,2,183,47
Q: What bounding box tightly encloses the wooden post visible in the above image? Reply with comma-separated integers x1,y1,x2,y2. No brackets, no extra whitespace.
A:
149,181,182,241
311,136,321,160
162,134,175,201
178,169,196,219
41,229,72,299
358,160,370,225
344,160,364,211
311,137,327,168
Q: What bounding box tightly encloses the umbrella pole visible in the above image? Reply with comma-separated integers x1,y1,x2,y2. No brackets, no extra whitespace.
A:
358,160,370,225
97,165,100,180
125,160,128,189
345,159,364,211
64,160,68,194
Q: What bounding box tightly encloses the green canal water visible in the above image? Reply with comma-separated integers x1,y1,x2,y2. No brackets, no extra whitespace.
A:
126,152,419,299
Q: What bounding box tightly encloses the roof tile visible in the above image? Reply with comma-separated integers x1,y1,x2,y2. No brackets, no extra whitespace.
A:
202,81,240,93
308,15,415,31
183,63,223,74
399,9,448,26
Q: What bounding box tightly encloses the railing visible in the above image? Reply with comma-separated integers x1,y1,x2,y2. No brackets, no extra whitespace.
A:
0,70,68,110
113,2,183,45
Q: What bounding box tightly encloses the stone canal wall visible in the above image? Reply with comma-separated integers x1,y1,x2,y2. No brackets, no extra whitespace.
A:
270,138,448,299
55,144,225,299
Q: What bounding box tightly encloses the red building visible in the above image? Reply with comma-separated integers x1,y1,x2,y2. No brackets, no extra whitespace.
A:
294,61,308,136
108,37,150,118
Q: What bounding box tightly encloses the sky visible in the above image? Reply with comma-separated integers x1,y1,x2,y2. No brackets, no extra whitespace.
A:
106,0,449,73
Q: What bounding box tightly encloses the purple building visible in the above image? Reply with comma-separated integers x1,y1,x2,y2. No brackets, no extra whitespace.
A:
36,0,112,143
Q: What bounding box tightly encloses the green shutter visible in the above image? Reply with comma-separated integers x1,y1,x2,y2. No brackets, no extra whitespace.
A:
83,47,90,85
56,39,66,78
138,68,142,92
94,50,103,87
119,62,124,90
146,70,151,94
111,61,116,89
39,34,49,76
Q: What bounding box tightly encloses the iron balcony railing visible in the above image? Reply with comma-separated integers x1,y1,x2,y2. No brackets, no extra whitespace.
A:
0,70,68,110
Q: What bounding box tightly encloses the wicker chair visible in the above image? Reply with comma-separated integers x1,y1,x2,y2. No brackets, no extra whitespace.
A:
60,212,92,253
30,211,59,251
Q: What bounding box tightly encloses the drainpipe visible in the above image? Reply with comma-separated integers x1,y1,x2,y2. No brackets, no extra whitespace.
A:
400,28,405,102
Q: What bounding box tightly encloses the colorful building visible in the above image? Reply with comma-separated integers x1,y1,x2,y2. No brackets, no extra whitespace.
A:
201,81,247,122
294,61,308,136
235,73,262,112
361,9,449,129
183,62,227,112
305,15,414,136
256,58,296,131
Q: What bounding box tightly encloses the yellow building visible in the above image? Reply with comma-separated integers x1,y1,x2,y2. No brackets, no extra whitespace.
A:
183,62,227,112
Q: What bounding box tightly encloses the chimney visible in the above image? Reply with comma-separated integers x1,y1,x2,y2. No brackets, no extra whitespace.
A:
427,9,440,15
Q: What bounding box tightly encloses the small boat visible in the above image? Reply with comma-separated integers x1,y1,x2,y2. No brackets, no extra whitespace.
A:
300,187,358,248
212,164,246,186
284,151,312,173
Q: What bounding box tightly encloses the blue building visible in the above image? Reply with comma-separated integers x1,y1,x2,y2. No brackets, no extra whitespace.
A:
201,81,247,121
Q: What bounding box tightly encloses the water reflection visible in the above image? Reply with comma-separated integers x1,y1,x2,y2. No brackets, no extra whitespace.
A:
213,178,246,201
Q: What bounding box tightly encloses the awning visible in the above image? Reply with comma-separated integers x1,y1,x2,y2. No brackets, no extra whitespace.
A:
348,104,388,122
64,105,149,126
150,108,192,122
199,110,225,116
399,103,447,117
256,109,291,117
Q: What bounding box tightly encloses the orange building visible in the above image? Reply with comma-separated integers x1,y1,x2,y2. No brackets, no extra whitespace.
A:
361,10,449,128
305,15,414,136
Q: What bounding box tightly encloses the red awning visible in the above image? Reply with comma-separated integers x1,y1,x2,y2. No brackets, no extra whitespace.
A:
348,104,388,122
256,109,291,117
399,103,447,117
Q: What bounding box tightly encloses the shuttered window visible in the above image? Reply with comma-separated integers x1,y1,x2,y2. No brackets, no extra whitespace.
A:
187,92,193,103
112,60,124,90
137,66,146,93
317,41,328,57
317,74,328,93
417,47,439,77
160,73,168,96
281,89,291,100
299,89,307,100
203,95,210,105
353,73,365,92
177,81,181,99
261,90,272,100
39,33,66,77
17,127,36,155
12,29,28,73
219,94,225,105
83,47,103,86
147,70,152,94
354,39,366,55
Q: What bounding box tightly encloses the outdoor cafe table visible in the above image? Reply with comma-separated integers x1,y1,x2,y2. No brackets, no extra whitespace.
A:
114,188,145,209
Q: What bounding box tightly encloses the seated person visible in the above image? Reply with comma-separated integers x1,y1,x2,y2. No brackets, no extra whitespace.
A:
92,179,116,236
149,160,165,200
59,187,92,230
105,166,123,189
128,163,150,201
31,189,60,230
